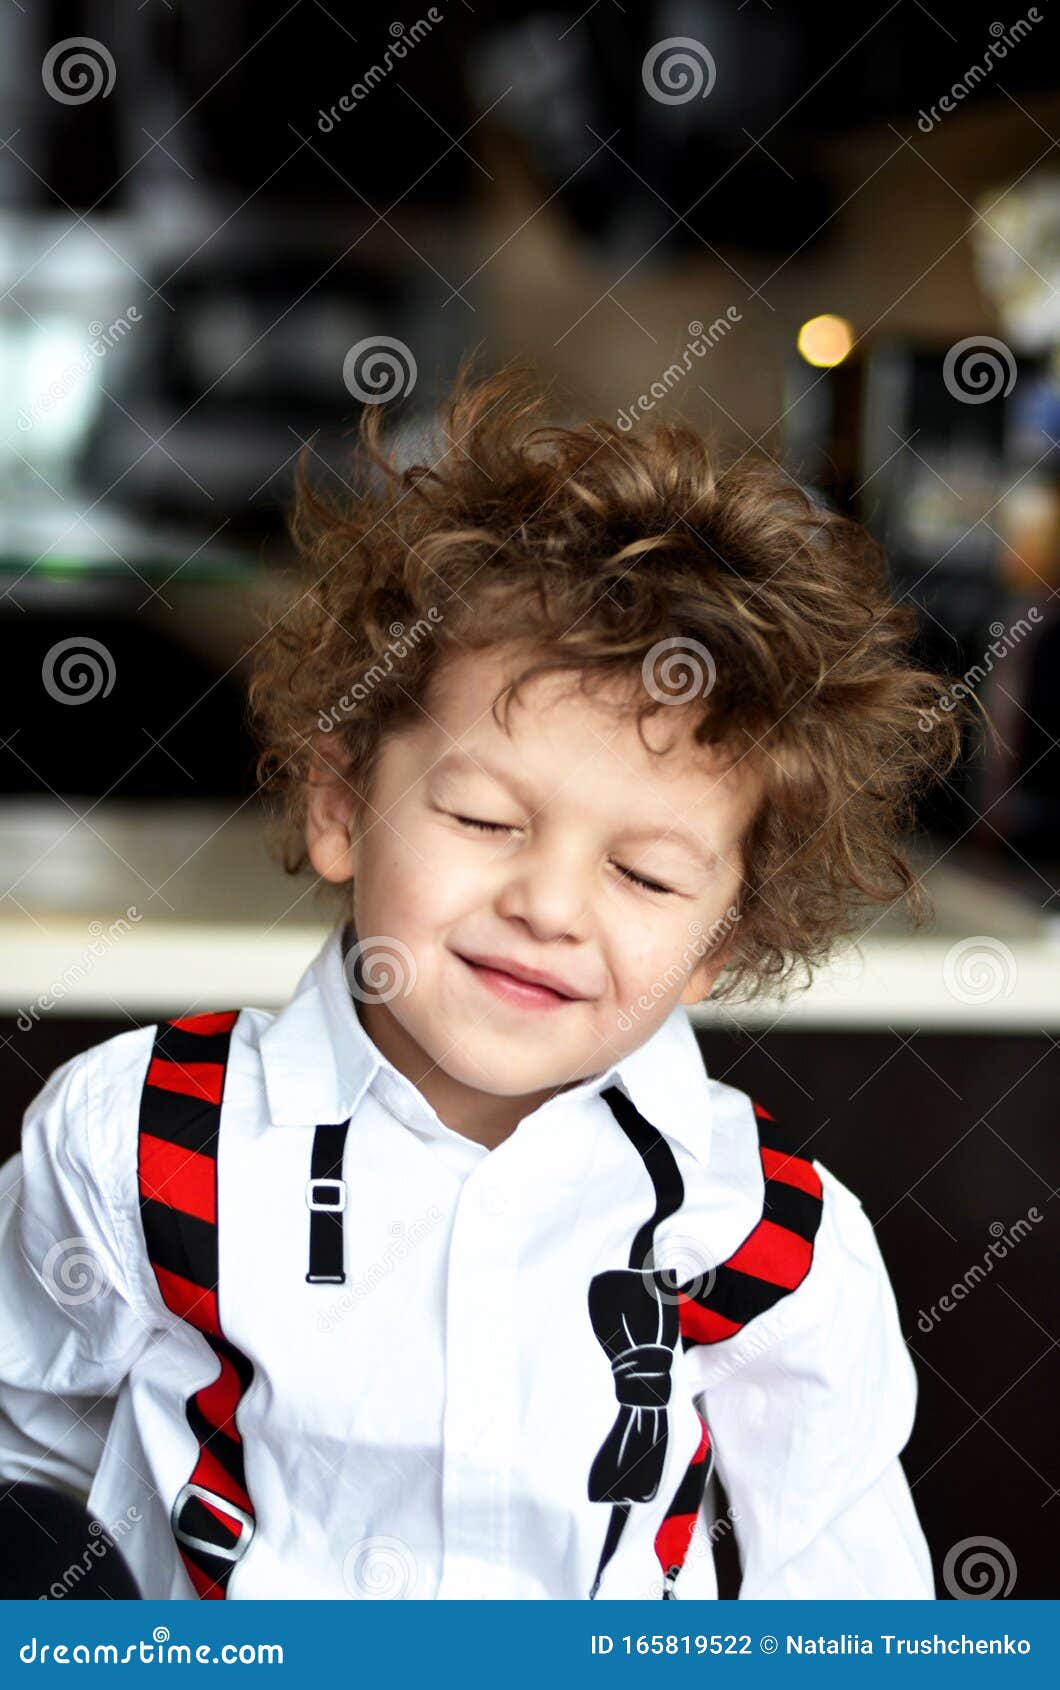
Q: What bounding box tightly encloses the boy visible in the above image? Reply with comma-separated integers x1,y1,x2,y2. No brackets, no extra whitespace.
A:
0,364,976,1600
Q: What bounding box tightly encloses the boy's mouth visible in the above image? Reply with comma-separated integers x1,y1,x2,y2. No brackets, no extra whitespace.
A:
454,952,583,1009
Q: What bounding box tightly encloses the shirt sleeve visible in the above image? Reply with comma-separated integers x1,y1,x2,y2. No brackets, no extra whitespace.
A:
0,1044,158,1502
685,1160,935,1599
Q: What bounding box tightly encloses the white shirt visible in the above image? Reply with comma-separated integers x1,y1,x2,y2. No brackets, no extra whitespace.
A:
0,920,935,1600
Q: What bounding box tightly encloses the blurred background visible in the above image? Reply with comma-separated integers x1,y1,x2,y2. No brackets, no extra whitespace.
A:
0,0,1057,1599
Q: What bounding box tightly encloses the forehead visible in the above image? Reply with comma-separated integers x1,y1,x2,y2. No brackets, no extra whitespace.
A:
413,645,762,824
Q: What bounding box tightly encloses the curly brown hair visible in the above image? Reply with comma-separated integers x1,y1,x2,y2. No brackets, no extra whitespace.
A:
246,358,990,1004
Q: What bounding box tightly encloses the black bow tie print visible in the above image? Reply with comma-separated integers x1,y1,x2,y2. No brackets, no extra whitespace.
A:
587,1268,679,1506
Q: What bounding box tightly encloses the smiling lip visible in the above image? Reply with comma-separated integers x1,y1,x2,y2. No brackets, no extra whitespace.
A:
456,952,584,1008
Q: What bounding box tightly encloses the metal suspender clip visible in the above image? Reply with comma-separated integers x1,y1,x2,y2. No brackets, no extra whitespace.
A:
172,1482,256,1563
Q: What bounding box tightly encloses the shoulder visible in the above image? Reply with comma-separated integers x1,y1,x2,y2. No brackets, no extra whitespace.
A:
684,1084,912,1403
17,1010,265,1311
21,1024,158,1188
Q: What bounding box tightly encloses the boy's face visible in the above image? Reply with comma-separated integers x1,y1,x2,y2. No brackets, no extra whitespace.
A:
306,645,763,1128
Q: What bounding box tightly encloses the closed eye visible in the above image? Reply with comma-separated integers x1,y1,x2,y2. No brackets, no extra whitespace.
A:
452,813,513,835
616,865,674,896
451,815,674,896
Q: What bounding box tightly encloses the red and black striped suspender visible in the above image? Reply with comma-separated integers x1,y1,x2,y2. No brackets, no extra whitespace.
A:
137,1011,257,1600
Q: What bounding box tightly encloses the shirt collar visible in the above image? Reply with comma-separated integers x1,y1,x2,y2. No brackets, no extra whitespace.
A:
259,921,713,1166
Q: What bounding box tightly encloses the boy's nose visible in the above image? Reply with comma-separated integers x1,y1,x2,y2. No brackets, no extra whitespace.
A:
493,850,596,946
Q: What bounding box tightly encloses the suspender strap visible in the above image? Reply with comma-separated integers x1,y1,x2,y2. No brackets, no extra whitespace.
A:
677,1100,824,1349
587,1084,686,1600
305,1119,351,1285
656,1412,714,1597
138,1009,258,1601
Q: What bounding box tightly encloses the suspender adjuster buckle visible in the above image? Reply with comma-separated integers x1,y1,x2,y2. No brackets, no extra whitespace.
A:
172,1482,256,1563
306,1176,347,1212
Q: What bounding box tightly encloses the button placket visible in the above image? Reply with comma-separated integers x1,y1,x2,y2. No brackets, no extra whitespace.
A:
436,1161,518,1598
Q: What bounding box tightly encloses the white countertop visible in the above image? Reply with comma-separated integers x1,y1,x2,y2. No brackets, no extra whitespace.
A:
2,800,1057,1030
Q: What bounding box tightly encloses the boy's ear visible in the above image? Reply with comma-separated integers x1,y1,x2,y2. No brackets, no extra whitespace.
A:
305,736,362,885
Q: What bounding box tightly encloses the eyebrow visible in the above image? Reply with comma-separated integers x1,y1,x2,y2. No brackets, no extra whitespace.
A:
431,750,720,872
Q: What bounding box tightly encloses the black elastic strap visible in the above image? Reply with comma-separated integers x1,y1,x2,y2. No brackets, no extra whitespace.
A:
306,1119,351,1284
